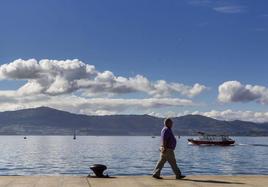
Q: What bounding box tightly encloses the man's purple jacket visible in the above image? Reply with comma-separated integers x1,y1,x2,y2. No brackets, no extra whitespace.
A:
160,127,177,150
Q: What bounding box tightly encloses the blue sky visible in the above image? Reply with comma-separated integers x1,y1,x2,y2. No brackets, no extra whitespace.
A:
0,0,268,122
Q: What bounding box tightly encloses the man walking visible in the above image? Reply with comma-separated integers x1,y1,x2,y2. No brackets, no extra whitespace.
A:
152,118,185,179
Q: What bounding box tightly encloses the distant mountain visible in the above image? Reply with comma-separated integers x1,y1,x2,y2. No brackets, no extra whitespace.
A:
0,107,267,136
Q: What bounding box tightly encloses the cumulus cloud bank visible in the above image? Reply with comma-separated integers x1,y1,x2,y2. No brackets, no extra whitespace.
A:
0,59,206,114
0,94,194,116
0,59,206,98
218,81,268,104
200,110,268,123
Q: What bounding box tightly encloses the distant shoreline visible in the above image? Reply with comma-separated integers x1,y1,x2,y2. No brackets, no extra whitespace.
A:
1,107,268,136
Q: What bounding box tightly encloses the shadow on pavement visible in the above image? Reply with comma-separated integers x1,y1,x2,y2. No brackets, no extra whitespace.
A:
87,176,117,179
181,178,244,185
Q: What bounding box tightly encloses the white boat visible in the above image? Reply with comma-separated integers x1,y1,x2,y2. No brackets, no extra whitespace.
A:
188,132,235,146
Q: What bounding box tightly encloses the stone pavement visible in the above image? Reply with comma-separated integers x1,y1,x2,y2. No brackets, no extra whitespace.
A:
0,175,267,187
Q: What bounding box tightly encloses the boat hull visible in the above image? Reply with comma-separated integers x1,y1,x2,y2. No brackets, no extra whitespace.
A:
188,139,235,146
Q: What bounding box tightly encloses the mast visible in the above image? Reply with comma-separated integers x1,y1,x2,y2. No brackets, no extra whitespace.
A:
73,129,76,140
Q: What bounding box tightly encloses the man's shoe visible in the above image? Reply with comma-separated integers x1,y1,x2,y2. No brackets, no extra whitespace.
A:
176,175,186,179
152,175,163,179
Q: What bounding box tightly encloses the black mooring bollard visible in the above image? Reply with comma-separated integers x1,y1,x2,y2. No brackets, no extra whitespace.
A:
89,164,109,178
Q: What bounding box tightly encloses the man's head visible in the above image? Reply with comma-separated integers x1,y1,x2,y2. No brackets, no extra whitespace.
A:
164,118,173,128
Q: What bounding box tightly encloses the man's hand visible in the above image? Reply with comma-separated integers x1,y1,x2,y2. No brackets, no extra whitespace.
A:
160,146,166,153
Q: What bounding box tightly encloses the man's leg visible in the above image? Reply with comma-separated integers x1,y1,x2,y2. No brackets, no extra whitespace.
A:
166,149,182,177
152,153,167,177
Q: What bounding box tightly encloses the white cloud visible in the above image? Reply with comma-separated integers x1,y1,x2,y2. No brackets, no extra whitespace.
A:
198,110,268,123
0,59,206,98
0,58,206,115
0,59,41,79
213,5,245,14
0,94,194,115
188,1,246,14
218,81,268,104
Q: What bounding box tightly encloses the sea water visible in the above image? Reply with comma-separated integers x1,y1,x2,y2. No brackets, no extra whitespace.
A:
0,136,267,176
